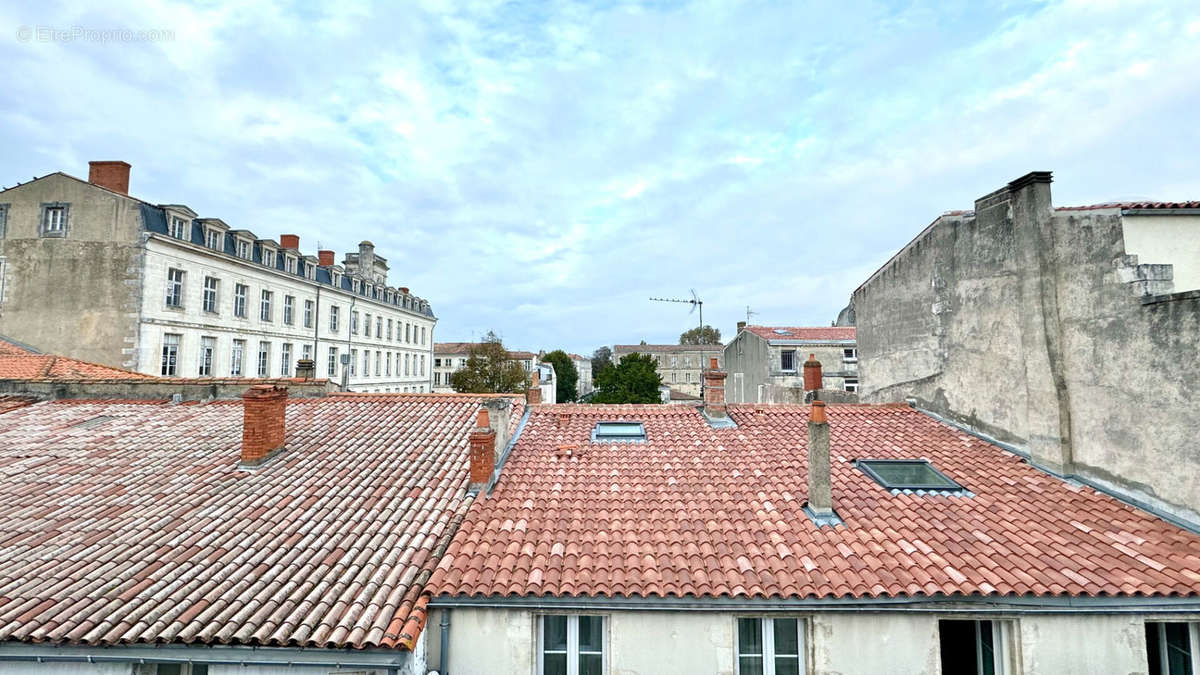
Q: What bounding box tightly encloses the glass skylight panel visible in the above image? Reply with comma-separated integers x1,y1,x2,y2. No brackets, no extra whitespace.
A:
858,459,962,491
592,421,646,442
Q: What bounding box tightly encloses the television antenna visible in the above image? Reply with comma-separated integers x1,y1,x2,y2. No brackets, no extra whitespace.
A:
650,289,704,336
745,305,758,325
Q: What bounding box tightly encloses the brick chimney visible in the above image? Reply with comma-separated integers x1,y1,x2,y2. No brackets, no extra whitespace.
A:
241,385,287,466
280,234,300,250
399,287,410,294
737,321,747,332
807,400,833,516
318,250,335,267
527,368,542,405
88,161,131,195
803,354,823,393
703,357,728,418
468,408,496,493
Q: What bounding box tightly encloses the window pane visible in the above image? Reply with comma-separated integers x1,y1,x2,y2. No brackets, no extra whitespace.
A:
543,652,567,675
156,666,182,675
863,460,959,489
1147,624,1163,675
579,615,603,652
738,656,764,675
543,615,568,652
579,652,603,675
774,618,799,656
979,621,996,675
738,618,763,656
1165,623,1193,675
774,655,801,675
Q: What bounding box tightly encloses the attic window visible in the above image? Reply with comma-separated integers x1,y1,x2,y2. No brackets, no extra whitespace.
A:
858,459,962,491
592,421,646,443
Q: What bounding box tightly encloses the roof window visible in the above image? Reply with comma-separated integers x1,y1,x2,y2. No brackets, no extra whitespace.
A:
773,329,792,335
591,421,646,443
857,459,962,491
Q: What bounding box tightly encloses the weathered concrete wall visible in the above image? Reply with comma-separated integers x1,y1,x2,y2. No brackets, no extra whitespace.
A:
724,330,856,403
1123,213,1200,292
853,174,1200,525
810,613,940,675
1018,614,1147,675
0,174,144,369
0,377,334,401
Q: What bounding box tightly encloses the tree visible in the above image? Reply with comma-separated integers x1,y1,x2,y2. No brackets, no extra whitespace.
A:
541,350,579,403
679,325,722,345
449,331,527,394
591,353,663,404
591,346,612,375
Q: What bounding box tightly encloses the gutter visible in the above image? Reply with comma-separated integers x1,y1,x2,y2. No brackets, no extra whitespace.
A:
0,643,410,669
428,594,1200,615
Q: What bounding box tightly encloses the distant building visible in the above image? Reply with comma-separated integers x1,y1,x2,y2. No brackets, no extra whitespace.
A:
850,171,1200,528
611,343,722,397
432,342,537,393
0,162,436,392
570,353,593,397
724,324,857,403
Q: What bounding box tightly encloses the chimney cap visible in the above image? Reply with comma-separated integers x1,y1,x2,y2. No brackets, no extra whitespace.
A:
243,384,286,399
810,400,827,424
475,408,490,429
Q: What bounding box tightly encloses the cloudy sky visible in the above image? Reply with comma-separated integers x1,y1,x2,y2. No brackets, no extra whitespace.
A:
3,1,1199,355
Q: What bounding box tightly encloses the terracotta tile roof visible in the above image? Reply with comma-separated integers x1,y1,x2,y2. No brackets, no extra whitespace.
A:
0,395,36,415
434,343,535,360
431,403,1200,601
743,326,857,342
0,335,39,356
0,393,520,649
613,344,722,353
1057,201,1200,211
0,354,157,381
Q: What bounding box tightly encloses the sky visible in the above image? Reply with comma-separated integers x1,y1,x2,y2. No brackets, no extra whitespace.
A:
2,1,1199,356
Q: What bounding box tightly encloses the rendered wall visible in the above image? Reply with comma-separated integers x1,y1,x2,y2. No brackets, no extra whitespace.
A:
724,330,857,404
852,175,1200,525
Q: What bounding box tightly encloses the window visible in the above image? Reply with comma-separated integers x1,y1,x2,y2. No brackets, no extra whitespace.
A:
202,277,219,313
421,326,426,345
281,343,292,377
161,333,181,376
165,268,185,308
421,354,426,376
0,204,8,238
858,459,962,491
671,356,678,368
263,249,275,267
843,347,858,363
149,665,209,675
329,305,340,332
198,336,215,376
206,228,222,250
351,311,359,335
738,617,804,675
539,615,604,675
234,284,248,318
387,319,393,340
302,343,312,360
435,358,442,367
376,317,382,338
405,323,411,343
283,295,294,325
352,279,361,294
362,350,370,377
404,352,410,376
257,341,270,377
169,216,188,239
260,290,273,322
236,239,252,259
374,351,381,377
844,378,858,393
939,619,1015,675
285,255,297,274
40,203,68,236
351,348,358,376
1147,622,1200,675
303,299,314,328
780,350,796,372
231,340,245,376
332,272,342,288
328,347,338,377
434,372,441,385
592,422,646,443
386,352,392,377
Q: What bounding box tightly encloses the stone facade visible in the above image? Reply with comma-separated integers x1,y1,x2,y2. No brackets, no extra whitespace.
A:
0,165,436,392
723,325,858,403
611,343,722,397
850,171,1200,527
571,353,593,397
432,342,538,393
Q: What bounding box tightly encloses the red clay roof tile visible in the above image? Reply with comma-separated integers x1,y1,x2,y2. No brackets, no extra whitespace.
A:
743,326,857,342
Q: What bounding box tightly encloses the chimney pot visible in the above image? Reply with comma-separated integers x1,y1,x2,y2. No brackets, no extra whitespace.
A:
318,250,335,267
241,385,287,466
399,287,409,294
280,234,300,250
88,161,131,195
803,354,823,393
703,360,728,418
737,321,747,332
807,400,833,516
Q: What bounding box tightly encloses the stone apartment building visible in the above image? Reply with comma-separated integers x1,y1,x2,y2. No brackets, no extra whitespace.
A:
723,323,858,403
850,171,1200,529
612,343,723,397
432,342,537,393
0,162,435,392
571,352,593,397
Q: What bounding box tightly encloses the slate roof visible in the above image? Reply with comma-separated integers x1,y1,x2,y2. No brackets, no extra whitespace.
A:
743,326,857,343
431,403,1200,601
0,393,521,649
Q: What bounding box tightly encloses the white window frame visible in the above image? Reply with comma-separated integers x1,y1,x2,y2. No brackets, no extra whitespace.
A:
736,617,806,675
233,284,248,318
165,268,185,308
285,255,297,274
42,204,68,236
198,336,215,377
262,249,275,268
780,349,796,373
1148,621,1200,675
260,289,273,322
169,216,188,239
231,339,245,377
236,238,252,260
256,341,270,377
280,343,292,377
206,228,223,250
328,347,338,377
283,295,294,325
351,310,359,335
303,299,314,328
843,347,857,363
160,333,181,376
329,305,340,333
537,615,606,675
202,276,219,313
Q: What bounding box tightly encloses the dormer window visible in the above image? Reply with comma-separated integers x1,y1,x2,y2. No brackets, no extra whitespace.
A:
236,239,252,260
169,216,189,240
305,263,315,280
332,272,342,288
263,249,275,267
206,228,223,250
352,279,361,294
285,255,297,274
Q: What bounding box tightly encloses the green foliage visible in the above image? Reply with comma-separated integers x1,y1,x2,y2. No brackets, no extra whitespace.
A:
679,325,722,345
591,352,663,404
541,350,579,403
591,346,612,375
449,331,528,394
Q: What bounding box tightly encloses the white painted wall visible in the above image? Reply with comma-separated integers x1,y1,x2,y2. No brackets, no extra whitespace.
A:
1019,614,1147,675
810,613,940,675
1123,214,1200,292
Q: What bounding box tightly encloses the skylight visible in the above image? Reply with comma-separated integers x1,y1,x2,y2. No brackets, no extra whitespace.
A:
592,421,646,443
857,459,962,491
772,329,792,335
